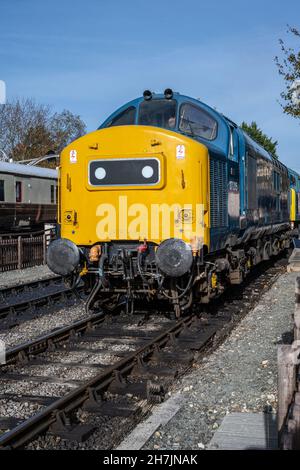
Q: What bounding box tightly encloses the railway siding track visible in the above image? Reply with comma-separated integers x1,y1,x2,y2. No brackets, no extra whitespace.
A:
0,256,288,450
0,276,62,302
0,276,83,329
0,309,229,449
4,312,106,365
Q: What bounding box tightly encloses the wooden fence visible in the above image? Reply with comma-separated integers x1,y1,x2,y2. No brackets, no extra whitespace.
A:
0,229,55,272
278,276,300,449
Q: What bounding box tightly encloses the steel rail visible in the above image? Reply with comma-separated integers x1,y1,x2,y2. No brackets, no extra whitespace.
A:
0,278,83,323
0,314,198,449
0,276,61,299
4,311,106,364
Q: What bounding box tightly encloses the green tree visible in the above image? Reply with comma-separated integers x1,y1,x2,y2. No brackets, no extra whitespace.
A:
275,25,300,119
241,121,278,159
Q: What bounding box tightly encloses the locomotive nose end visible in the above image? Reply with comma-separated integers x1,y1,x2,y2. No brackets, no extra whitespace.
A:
47,238,80,276
155,238,193,277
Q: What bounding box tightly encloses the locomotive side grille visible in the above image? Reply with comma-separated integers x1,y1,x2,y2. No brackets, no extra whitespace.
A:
210,157,228,228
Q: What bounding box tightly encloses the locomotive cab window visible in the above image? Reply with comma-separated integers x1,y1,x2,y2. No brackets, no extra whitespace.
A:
138,99,177,129
0,180,4,202
105,106,136,127
15,181,22,203
179,104,217,140
229,126,239,161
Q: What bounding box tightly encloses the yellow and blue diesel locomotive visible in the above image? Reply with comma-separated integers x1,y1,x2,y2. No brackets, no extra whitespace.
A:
47,89,300,316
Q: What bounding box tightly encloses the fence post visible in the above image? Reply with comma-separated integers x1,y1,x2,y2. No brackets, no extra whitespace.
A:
43,232,47,265
277,276,300,448
17,236,22,270
295,278,300,341
277,345,296,439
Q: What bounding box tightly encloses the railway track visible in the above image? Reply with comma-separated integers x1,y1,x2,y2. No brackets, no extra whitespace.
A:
0,255,288,450
0,276,84,330
0,310,229,449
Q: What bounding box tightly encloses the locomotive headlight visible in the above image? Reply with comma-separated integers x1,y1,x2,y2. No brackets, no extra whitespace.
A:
141,165,154,179
95,167,106,180
164,88,173,99
143,90,152,101
155,238,193,277
47,238,80,276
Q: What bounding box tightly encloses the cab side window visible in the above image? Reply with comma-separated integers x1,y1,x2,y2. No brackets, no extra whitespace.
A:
229,126,239,161
106,106,136,127
179,104,218,140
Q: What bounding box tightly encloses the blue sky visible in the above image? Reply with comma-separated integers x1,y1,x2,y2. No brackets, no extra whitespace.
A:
1,0,300,170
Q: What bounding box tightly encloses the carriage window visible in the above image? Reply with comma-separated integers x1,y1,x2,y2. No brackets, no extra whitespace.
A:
106,106,136,127
16,181,22,203
138,99,177,129
179,104,218,140
51,185,55,203
0,180,4,201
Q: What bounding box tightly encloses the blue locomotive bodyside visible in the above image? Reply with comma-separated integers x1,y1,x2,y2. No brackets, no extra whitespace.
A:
100,91,299,254
287,167,300,223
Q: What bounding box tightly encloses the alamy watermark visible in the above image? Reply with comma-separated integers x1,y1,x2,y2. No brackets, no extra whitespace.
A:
94,197,205,244
0,340,6,365
0,80,6,104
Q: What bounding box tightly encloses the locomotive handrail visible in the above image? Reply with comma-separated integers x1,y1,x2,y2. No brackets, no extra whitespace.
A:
57,166,61,224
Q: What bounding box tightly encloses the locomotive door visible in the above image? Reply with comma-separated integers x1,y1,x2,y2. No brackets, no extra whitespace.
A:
228,126,240,229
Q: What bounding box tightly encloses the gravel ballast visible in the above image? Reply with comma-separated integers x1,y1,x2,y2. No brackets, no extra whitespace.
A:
141,269,296,450
0,265,54,289
0,301,87,348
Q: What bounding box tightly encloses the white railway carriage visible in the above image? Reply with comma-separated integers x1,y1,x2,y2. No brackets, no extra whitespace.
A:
0,162,57,231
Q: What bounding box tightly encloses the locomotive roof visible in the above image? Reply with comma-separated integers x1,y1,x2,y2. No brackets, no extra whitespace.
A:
242,131,277,162
0,161,57,179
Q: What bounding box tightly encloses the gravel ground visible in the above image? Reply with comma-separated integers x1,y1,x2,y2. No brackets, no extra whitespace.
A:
0,265,54,289
142,270,296,450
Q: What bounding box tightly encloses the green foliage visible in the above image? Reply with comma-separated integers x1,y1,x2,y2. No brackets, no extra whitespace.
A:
275,25,300,119
241,121,278,159
0,98,86,161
